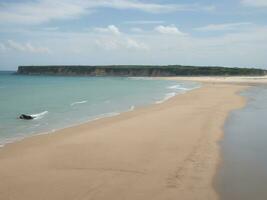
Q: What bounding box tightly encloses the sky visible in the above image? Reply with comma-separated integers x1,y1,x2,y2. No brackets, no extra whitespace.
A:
0,0,267,70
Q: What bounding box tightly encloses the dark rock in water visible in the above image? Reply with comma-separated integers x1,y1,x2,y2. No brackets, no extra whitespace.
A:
19,114,34,120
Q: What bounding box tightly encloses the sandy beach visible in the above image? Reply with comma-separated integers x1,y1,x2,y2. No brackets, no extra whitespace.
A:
165,76,267,85
0,80,249,200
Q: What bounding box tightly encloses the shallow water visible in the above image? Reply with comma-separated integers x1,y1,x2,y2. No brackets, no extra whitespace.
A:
217,85,267,200
0,72,199,147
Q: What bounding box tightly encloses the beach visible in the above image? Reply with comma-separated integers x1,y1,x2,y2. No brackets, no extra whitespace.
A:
0,80,248,200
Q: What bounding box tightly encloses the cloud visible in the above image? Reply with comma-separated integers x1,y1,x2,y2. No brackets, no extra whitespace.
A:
241,0,267,7
94,25,121,35
1,25,267,68
130,27,144,33
0,0,215,25
154,25,185,35
6,40,50,53
0,0,87,25
95,37,148,51
89,1,215,13
124,20,165,25
93,25,148,50
125,38,148,50
42,27,59,31
195,22,252,31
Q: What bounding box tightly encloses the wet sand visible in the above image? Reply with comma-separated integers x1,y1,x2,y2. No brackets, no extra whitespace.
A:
217,85,267,200
0,82,247,200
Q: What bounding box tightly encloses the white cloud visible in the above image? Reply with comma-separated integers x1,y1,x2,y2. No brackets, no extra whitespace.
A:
124,20,165,25
94,25,121,35
95,36,148,51
0,0,87,25
241,0,267,7
42,27,59,31
1,25,267,68
6,40,50,53
195,22,252,31
89,1,215,13
93,25,148,50
130,27,144,33
125,38,148,50
0,0,215,25
155,25,185,35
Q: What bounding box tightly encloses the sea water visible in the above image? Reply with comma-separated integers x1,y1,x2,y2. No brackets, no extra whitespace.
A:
0,71,199,147
217,85,267,200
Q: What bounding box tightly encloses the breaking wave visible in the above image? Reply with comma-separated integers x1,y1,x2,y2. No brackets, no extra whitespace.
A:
70,100,87,106
30,111,48,120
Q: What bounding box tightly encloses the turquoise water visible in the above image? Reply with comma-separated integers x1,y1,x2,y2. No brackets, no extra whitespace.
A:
217,85,267,200
0,72,199,147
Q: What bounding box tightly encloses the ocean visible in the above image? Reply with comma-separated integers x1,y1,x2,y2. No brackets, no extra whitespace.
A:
0,71,199,147
217,85,267,200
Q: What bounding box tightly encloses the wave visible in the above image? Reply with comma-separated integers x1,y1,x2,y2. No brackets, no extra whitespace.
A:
93,112,120,120
129,105,135,111
168,84,181,89
128,77,154,80
181,85,201,91
168,84,201,92
178,87,192,91
70,100,87,106
155,92,176,104
30,111,48,120
168,85,192,91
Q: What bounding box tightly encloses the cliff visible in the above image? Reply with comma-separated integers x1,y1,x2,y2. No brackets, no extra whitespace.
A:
17,65,267,76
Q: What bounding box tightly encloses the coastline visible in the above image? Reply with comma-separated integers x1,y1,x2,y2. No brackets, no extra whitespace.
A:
215,85,267,200
0,81,248,200
0,78,199,148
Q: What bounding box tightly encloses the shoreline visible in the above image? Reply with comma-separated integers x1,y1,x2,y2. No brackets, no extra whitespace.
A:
215,84,267,199
0,81,199,148
213,85,249,197
0,80,251,200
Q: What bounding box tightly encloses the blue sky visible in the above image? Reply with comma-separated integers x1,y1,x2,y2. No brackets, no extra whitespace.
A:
0,0,267,70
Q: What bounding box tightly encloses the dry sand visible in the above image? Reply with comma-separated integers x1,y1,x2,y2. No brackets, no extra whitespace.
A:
0,81,249,200
165,75,267,85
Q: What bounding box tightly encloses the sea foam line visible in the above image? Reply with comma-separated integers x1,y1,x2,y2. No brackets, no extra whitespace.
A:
168,85,181,89
31,111,48,120
70,100,88,106
128,77,154,80
168,84,194,91
155,92,176,104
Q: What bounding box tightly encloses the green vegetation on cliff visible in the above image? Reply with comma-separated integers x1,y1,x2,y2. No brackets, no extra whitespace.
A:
17,65,267,76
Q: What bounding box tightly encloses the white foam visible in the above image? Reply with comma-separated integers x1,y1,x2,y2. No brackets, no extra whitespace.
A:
155,92,176,104
129,105,135,111
178,87,191,91
93,112,120,120
168,84,194,91
168,85,181,89
0,136,24,148
128,77,154,80
31,111,48,120
70,100,87,106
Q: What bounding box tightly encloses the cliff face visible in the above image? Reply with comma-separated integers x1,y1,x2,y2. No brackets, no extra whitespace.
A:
17,65,267,76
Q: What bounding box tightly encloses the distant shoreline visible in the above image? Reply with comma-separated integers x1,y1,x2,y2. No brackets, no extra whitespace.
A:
17,65,267,76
